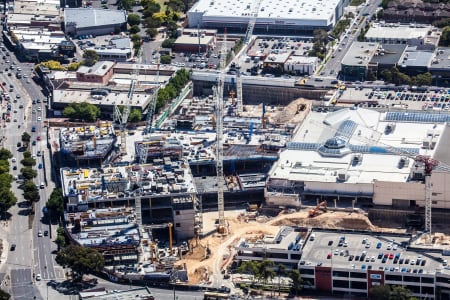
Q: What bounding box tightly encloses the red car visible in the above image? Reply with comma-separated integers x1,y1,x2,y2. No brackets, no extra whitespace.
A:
36,136,41,141
327,253,332,259
389,253,394,259
384,253,389,258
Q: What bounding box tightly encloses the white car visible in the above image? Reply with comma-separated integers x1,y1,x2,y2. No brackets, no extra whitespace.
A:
35,274,41,281
37,231,43,237
37,107,41,111
37,117,42,121
12,157,16,162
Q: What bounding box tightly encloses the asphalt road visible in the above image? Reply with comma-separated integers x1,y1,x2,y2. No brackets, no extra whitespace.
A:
321,0,382,78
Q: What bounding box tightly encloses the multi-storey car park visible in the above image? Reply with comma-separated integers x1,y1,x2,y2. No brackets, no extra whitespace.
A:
234,227,450,299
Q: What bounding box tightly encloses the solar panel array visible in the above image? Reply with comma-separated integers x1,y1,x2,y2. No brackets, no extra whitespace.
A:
386,112,450,123
336,120,357,140
287,142,320,151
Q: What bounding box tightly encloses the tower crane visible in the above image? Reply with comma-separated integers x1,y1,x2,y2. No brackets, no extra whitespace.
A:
311,118,450,239
235,0,263,116
139,49,161,164
214,29,228,233
114,45,144,156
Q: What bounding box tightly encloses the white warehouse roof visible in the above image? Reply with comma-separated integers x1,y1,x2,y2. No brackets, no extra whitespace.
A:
64,8,127,29
189,0,341,26
268,108,444,186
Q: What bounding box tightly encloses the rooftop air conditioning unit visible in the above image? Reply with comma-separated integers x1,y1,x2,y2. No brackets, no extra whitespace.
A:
337,170,348,182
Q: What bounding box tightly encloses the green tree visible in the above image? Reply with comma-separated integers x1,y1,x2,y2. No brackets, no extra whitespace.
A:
82,50,99,67
289,269,302,296
160,54,171,64
0,288,11,300
21,132,31,146
416,72,432,86
0,148,12,161
276,264,286,296
63,102,101,121
380,69,393,82
55,226,66,250
257,259,275,284
129,109,142,122
162,38,176,49
21,167,37,180
118,0,134,10
23,151,31,158
23,180,40,202
370,285,391,300
0,173,13,190
390,286,412,300
20,157,36,167
237,261,258,284
46,188,64,217
56,244,105,279
144,16,162,28
142,0,161,18
146,27,158,39
0,188,17,217
127,13,141,26
0,160,10,175
130,25,141,34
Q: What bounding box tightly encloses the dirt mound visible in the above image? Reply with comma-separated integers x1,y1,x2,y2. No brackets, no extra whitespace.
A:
271,211,376,231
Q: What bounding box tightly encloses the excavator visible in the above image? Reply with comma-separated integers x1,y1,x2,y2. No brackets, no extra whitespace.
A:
308,201,328,218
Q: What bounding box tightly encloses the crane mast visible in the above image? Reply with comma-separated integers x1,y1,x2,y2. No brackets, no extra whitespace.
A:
114,45,144,156
236,0,263,116
215,30,228,231
140,51,161,164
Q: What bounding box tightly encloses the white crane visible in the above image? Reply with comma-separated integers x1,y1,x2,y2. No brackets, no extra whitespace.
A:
215,30,228,233
236,0,263,116
114,45,144,156
139,50,161,165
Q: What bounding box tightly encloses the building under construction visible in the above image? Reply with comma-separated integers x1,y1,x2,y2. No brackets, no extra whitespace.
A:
59,123,117,166
60,160,198,240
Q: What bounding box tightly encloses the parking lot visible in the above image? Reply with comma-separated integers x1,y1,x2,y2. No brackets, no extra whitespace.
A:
300,230,442,274
338,87,450,111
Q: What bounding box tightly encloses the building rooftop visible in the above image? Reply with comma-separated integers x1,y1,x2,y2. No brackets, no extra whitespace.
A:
174,34,214,46
264,52,292,64
77,61,115,77
342,42,379,67
12,0,60,16
60,159,197,205
190,0,340,24
399,48,434,68
300,229,447,275
370,44,406,66
53,88,153,109
365,23,433,41
79,287,154,299
268,108,445,185
286,56,318,65
59,124,116,161
429,48,450,71
64,8,127,30
109,37,131,49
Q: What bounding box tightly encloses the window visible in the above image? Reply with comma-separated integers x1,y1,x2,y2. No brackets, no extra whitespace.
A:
333,280,349,288
422,286,434,295
350,272,366,279
299,268,314,275
175,223,180,227
422,277,434,284
386,274,402,282
403,275,420,283
350,281,367,290
333,271,349,277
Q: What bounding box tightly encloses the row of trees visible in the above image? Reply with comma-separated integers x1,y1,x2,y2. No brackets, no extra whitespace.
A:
377,67,433,86
155,68,190,112
237,260,302,296
0,149,17,218
19,148,40,203
56,244,104,280
63,102,101,122
370,285,417,300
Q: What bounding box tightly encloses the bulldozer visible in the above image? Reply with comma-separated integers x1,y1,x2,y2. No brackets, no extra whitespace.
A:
308,201,328,218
